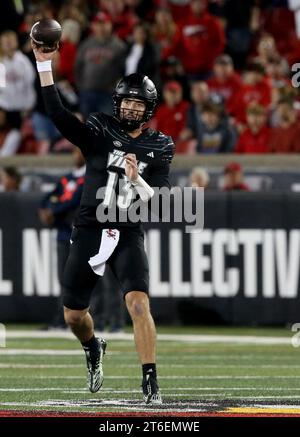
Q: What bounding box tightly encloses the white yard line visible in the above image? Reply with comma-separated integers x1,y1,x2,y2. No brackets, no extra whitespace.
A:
0,401,206,412
1,375,300,380
3,330,293,345
0,349,129,356
0,361,300,369
0,349,83,355
253,404,300,409
0,388,81,392
223,395,300,399
1,360,300,369
0,364,83,368
0,400,214,413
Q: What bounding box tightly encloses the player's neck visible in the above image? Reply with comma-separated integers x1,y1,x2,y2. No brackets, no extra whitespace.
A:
127,128,143,139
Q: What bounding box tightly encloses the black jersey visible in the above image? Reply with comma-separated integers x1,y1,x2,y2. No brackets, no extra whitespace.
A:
42,85,175,228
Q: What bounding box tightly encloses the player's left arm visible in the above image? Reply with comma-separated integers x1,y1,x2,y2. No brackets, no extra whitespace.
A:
147,137,175,190
147,160,171,190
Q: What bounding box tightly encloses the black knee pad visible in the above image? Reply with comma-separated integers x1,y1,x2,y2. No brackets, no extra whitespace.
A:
62,285,92,310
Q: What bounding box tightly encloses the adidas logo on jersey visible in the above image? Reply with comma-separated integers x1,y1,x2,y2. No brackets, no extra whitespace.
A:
147,151,154,158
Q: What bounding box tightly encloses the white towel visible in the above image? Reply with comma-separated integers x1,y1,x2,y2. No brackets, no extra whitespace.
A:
88,229,120,276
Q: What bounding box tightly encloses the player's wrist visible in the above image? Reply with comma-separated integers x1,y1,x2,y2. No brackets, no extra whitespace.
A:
131,175,154,201
130,175,140,186
36,60,52,73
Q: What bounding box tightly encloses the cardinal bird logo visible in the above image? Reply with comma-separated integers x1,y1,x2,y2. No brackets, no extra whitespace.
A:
106,229,117,239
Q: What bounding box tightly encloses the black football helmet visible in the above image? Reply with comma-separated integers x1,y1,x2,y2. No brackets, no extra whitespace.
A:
113,74,158,131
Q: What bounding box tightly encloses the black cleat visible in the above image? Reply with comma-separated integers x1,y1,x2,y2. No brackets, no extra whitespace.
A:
83,338,107,393
142,373,162,405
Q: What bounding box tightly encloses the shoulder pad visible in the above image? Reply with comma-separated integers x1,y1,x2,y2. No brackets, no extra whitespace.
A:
86,112,108,135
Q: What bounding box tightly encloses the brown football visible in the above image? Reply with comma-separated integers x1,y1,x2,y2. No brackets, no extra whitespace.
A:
30,18,62,53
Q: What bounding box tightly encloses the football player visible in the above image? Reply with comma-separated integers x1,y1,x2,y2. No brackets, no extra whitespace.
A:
32,42,174,405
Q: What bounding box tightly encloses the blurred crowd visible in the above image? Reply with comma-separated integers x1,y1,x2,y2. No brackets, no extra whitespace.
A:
1,0,300,157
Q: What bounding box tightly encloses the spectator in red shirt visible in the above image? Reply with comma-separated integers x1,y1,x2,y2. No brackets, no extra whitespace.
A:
223,162,249,191
154,0,191,25
152,81,189,142
100,0,139,40
235,104,270,154
152,8,180,62
260,5,295,61
268,97,300,153
254,34,280,68
285,36,300,67
57,19,81,85
230,62,271,125
174,0,225,79
206,54,241,114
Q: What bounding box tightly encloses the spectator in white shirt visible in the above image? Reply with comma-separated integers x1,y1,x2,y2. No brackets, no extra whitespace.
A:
0,30,36,112
125,22,160,84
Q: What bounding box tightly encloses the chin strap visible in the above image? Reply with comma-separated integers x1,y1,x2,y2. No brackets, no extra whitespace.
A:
119,118,141,131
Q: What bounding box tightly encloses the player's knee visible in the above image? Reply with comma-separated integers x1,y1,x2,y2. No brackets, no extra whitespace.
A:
125,292,149,320
64,307,86,327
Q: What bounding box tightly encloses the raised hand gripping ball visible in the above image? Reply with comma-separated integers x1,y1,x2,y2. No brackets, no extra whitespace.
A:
30,18,62,53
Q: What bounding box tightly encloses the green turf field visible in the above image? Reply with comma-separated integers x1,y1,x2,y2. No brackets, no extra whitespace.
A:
0,326,300,416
